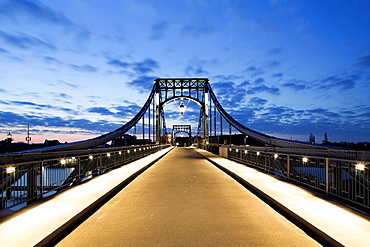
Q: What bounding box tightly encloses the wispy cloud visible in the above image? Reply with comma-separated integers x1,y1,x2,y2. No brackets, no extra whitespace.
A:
0,30,56,50
355,55,370,68
0,0,90,40
282,79,307,91
244,66,265,77
107,58,159,75
126,76,156,93
247,84,280,95
69,64,97,73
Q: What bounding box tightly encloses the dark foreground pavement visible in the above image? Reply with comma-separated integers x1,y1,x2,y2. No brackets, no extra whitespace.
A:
57,147,319,246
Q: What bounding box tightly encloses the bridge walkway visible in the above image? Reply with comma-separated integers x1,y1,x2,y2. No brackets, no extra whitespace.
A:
57,147,319,246
0,147,370,246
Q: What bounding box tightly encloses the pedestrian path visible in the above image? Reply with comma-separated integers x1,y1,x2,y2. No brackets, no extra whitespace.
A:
0,147,173,247
196,148,370,247
57,147,319,246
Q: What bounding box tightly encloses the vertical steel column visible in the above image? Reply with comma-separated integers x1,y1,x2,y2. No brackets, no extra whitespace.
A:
155,85,161,144
142,114,145,140
148,100,151,142
214,104,216,136
209,96,212,138
204,87,209,144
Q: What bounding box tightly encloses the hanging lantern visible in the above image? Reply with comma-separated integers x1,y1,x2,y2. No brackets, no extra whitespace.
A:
178,101,186,114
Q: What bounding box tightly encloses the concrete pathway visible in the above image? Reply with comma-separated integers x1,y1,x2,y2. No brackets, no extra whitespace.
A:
0,147,173,247
57,147,319,246
196,148,370,247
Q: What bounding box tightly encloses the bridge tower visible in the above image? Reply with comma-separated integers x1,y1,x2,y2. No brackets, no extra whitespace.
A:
154,78,209,145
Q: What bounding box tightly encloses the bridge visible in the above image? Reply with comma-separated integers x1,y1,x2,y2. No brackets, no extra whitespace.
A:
1,78,370,246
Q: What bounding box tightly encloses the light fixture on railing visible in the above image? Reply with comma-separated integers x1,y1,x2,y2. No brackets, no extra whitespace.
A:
256,151,260,156
60,159,66,165
302,157,308,163
274,154,278,159
107,153,111,157
6,166,15,174
178,101,186,114
355,163,365,171
89,155,93,160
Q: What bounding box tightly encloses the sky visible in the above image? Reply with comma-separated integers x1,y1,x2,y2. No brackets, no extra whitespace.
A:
0,0,369,144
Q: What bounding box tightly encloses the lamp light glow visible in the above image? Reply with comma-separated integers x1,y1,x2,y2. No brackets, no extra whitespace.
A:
60,159,66,165
302,157,308,163
274,154,279,159
178,101,186,114
355,163,365,171
6,166,15,174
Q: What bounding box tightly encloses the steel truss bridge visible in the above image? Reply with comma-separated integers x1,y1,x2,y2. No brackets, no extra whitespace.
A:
1,78,369,215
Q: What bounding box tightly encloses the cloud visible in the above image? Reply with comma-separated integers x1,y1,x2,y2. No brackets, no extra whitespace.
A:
318,74,358,90
181,24,214,38
88,107,115,116
0,30,56,50
253,78,264,84
244,66,265,77
69,64,97,73
185,65,209,76
212,75,244,81
149,20,168,40
126,76,157,93
355,55,370,68
0,47,9,53
249,97,268,106
247,84,280,95
212,81,248,109
282,79,307,91
0,0,90,40
264,60,280,68
107,58,159,75
271,73,283,78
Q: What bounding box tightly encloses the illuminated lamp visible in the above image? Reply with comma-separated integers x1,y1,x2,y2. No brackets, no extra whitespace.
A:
6,166,15,174
355,163,365,171
178,101,186,114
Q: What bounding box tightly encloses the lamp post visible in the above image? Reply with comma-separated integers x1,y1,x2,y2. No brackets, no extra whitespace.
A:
6,131,12,153
178,101,186,114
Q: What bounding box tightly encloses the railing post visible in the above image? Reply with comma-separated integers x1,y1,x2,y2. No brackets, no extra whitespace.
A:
325,158,329,196
77,156,81,183
40,161,44,199
27,163,37,205
287,154,290,181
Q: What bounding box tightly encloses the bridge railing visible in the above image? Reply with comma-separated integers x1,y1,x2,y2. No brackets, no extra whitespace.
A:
0,144,169,214
205,144,369,210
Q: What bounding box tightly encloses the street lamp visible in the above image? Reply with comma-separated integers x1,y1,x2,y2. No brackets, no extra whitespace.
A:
178,101,186,114
6,131,12,152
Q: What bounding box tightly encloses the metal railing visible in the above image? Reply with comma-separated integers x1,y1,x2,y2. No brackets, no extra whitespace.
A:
0,144,169,213
205,144,370,210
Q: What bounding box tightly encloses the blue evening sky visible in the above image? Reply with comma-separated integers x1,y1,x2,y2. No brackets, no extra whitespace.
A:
0,0,369,143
